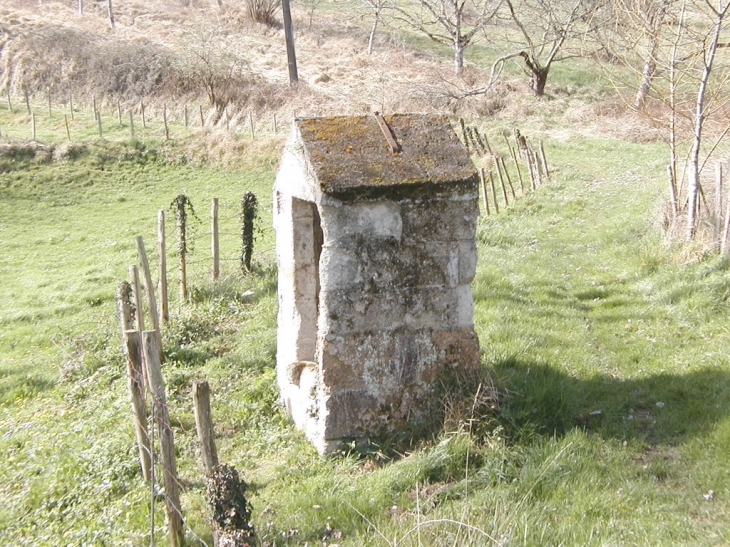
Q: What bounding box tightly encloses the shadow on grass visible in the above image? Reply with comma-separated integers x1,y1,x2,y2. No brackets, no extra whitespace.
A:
493,356,730,446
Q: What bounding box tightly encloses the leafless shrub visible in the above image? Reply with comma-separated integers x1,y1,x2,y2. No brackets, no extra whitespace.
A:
245,0,279,27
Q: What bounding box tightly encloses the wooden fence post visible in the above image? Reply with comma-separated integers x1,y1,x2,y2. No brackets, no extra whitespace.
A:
97,115,103,138
500,157,516,199
459,118,470,155
124,330,152,481
510,145,525,194
539,141,550,179
496,160,509,206
24,89,31,115
721,184,730,256
116,281,134,341
143,331,184,547
200,105,204,127
192,380,219,474
211,198,220,280
92,94,97,120
129,111,135,138
64,114,71,141
273,113,277,133
184,104,188,128
158,210,169,323
163,105,169,140
69,91,74,120
715,162,723,248
135,236,162,361
30,113,36,141
489,170,499,214
129,265,146,338
479,168,490,216
141,101,146,128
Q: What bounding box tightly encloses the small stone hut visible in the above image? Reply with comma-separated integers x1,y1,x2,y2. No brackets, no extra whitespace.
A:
274,113,480,454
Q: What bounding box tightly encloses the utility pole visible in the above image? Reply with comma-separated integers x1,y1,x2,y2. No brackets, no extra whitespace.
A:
282,0,299,85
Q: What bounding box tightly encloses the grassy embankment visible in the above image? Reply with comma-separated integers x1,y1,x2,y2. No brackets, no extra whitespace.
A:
1,98,730,545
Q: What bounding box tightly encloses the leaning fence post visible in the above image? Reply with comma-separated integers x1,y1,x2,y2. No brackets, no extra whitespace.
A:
143,331,184,547
479,168,490,217
64,114,71,141
500,157,516,200
136,236,162,361
158,210,169,323
211,198,220,281
496,159,509,207
124,330,152,481
193,380,219,474
489,170,500,214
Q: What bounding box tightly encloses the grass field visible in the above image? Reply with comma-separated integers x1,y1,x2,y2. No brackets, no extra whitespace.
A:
2,88,730,547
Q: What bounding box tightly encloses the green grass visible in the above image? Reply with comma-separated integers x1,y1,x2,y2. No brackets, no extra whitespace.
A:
1,109,730,546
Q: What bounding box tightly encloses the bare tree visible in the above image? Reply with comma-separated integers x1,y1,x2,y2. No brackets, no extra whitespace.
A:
610,0,730,240
683,0,730,240
364,0,389,55
489,0,602,96
393,0,504,75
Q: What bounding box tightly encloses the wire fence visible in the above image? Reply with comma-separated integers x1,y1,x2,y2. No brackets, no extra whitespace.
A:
0,91,286,144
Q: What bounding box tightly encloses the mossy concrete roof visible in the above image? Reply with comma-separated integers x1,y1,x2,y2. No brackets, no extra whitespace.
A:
295,114,477,199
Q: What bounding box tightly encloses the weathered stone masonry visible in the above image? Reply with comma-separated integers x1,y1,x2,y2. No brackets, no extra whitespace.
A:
274,114,480,454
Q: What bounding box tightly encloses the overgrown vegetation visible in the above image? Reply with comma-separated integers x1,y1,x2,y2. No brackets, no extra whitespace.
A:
1,0,730,546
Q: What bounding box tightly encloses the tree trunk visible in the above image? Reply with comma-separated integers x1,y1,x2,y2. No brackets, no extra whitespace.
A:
454,40,465,75
686,9,725,241
368,11,379,55
530,66,549,97
635,41,657,108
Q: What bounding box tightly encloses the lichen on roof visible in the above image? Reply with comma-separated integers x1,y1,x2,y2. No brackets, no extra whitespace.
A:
295,114,477,198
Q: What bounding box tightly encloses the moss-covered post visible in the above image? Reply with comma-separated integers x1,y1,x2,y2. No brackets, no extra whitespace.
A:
241,192,258,272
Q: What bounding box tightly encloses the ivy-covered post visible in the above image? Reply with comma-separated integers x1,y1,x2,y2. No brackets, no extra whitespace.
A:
171,194,198,303
240,192,258,272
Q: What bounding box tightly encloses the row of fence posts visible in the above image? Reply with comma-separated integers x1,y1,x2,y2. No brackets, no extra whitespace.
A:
2,89,279,141
459,119,550,216
116,193,259,546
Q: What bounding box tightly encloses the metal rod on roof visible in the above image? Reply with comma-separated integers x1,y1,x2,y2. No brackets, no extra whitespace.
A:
373,112,401,153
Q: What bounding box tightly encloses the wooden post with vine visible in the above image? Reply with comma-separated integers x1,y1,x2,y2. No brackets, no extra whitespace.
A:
241,192,258,272
171,194,197,303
